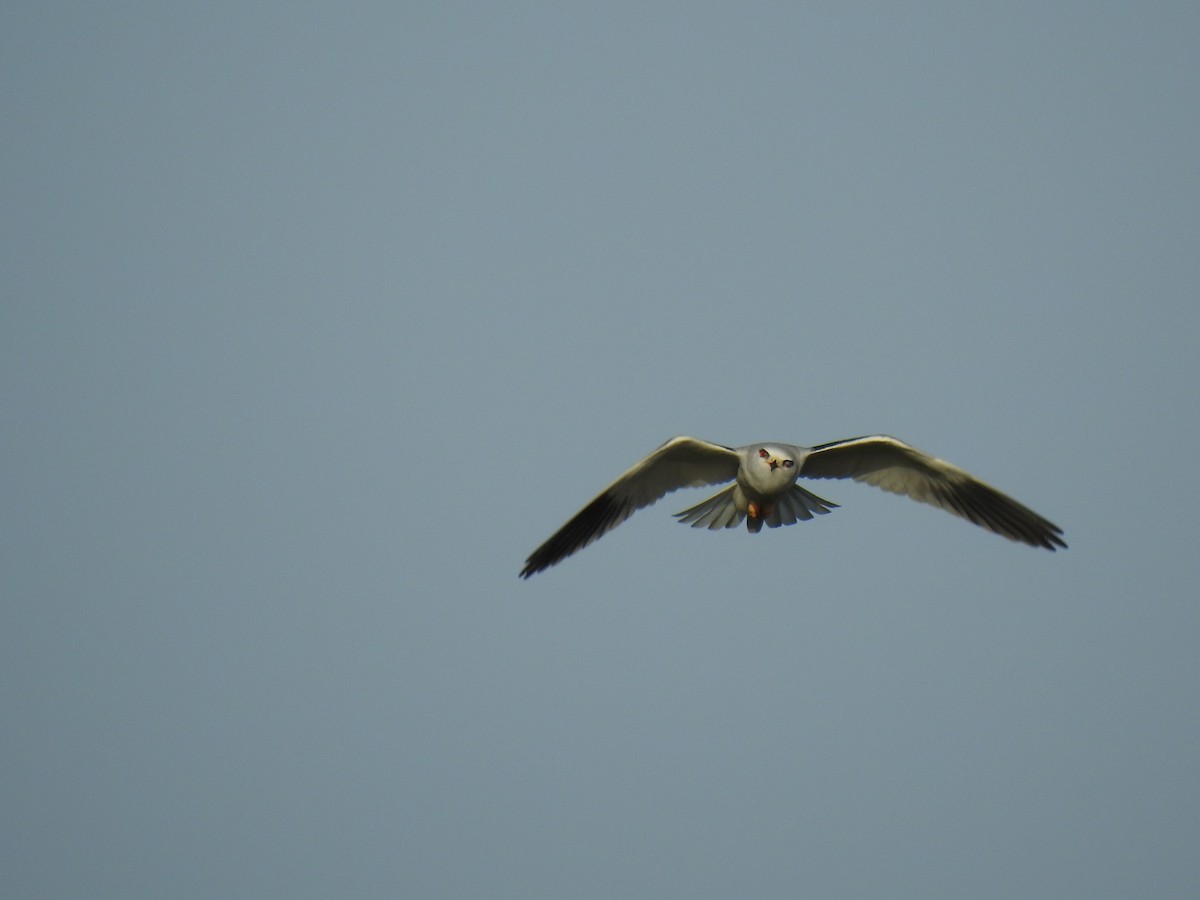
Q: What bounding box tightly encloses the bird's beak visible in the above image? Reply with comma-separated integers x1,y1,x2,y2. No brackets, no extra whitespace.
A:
769,458,780,471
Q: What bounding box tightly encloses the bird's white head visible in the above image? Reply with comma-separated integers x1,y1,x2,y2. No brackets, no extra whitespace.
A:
744,444,800,493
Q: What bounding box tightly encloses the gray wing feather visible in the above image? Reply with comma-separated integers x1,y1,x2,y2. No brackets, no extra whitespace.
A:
800,435,1066,550
520,437,740,577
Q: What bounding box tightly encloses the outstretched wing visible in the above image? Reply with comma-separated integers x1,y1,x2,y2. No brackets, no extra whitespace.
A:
520,437,741,578
799,435,1066,550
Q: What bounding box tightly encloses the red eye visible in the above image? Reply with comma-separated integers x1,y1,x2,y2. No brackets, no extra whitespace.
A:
782,459,794,468
758,448,769,458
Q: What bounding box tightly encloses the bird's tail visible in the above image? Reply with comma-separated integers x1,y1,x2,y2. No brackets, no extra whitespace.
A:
674,485,838,532
763,485,839,527
673,486,744,530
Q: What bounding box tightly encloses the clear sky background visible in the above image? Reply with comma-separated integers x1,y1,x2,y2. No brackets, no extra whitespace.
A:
4,2,1198,897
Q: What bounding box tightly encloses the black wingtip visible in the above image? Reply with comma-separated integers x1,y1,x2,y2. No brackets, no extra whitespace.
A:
519,491,624,579
1044,529,1068,552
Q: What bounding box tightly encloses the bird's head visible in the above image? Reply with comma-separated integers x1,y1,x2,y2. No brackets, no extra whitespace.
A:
748,445,799,491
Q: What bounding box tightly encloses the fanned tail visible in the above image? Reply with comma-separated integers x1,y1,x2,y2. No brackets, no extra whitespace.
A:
763,485,839,528
674,485,838,532
673,486,744,530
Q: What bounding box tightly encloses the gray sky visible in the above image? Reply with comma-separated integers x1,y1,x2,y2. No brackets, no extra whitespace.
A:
4,2,1198,897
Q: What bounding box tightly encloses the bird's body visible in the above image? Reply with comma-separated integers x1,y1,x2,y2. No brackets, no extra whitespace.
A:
519,435,1065,578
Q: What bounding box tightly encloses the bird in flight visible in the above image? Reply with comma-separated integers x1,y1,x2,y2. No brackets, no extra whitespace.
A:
520,435,1066,578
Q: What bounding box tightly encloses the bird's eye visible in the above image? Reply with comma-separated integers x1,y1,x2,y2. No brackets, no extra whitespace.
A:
782,459,794,468
758,448,769,458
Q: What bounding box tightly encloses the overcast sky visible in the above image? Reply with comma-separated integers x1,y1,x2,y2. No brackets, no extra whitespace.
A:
4,2,1198,897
